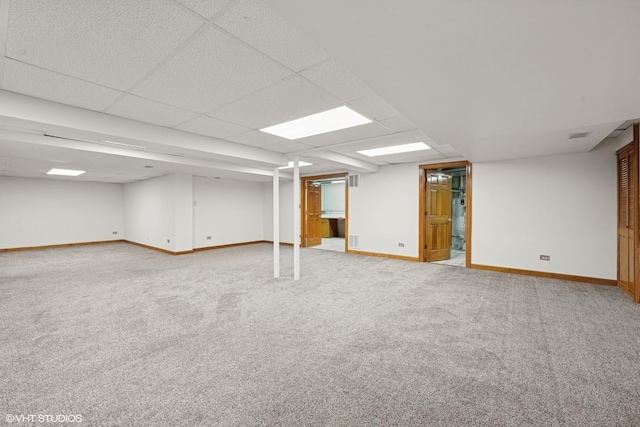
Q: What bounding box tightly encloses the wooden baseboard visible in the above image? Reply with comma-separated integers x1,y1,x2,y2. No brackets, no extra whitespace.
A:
194,240,269,252
0,239,125,253
469,263,617,286
347,249,420,262
124,240,194,256
262,240,294,246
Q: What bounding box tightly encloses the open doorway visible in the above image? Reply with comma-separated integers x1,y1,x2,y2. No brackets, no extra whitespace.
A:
301,173,348,253
419,161,472,267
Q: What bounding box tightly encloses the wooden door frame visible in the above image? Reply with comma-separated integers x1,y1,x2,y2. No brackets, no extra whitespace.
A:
300,172,348,251
616,124,640,303
419,161,472,266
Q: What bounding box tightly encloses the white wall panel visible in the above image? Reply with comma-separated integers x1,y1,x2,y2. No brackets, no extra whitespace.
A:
124,174,192,252
193,177,264,248
472,138,623,279
348,163,420,258
0,177,123,249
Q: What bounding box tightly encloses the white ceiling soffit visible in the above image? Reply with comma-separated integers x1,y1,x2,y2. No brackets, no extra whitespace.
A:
263,0,640,162
0,130,282,178
305,151,378,174
0,91,288,168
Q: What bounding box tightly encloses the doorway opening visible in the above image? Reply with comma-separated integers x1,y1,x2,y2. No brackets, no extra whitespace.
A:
419,161,472,267
301,173,348,253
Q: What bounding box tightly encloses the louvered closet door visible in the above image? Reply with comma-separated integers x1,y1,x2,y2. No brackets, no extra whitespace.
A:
617,144,636,298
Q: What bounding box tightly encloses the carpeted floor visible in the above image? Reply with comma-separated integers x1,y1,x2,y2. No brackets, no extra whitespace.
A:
1,242,639,426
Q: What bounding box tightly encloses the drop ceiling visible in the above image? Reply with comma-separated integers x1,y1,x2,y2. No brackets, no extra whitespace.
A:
1,0,637,185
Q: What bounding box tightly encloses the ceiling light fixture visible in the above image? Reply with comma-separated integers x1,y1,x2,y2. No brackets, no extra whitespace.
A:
331,180,346,184
279,161,313,169
260,106,372,140
104,140,146,149
47,168,86,176
358,142,431,157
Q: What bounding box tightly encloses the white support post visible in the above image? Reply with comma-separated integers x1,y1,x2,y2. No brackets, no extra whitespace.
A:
273,167,280,278
293,156,301,280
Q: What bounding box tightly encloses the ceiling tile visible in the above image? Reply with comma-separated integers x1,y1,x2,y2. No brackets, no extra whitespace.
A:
434,145,463,157
174,0,230,19
349,94,401,121
6,0,203,90
226,130,288,147
215,0,328,71
264,140,313,153
176,115,250,138
297,122,392,147
2,59,123,112
106,95,200,128
300,60,373,102
377,150,447,164
133,26,292,112
209,74,342,128
379,115,418,133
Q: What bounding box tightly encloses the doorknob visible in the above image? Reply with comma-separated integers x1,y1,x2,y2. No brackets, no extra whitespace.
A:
448,218,452,222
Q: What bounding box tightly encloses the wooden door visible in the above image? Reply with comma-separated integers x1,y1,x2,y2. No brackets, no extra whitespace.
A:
617,142,638,300
425,172,452,261
305,182,322,247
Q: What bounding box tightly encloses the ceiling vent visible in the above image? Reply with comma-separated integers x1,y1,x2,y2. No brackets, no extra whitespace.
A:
568,132,591,140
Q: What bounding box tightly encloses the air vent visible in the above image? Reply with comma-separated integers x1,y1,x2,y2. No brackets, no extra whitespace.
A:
568,132,591,139
348,234,360,249
348,174,360,187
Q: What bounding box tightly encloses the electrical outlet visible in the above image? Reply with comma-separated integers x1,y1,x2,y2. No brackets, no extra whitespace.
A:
207,236,212,240
167,239,170,243
398,243,404,247
112,231,118,235
540,255,550,261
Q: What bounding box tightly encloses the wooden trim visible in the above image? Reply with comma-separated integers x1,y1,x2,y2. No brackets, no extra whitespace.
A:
470,263,617,286
418,167,426,261
300,172,348,181
632,123,640,303
419,161,472,266
348,249,420,262
300,172,348,249
256,240,294,246
124,240,194,255
193,240,269,252
0,239,125,253
419,160,471,170
465,163,473,268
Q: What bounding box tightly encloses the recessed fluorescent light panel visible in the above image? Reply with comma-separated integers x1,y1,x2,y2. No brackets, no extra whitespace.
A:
279,161,313,169
104,140,146,149
260,106,372,140
47,168,86,176
358,142,431,157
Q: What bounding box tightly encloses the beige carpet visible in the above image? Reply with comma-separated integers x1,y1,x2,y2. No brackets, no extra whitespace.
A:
1,242,639,426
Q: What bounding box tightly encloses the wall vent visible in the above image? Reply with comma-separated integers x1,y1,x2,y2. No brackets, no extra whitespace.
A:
348,234,360,249
568,131,591,139
348,174,360,187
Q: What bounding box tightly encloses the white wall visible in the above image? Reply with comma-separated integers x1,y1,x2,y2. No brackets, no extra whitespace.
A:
261,128,635,281
193,177,264,248
472,137,625,280
348,163,420,258
0,177,123,249
321,181,346,216
124,173,192,252
263,179,294,244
